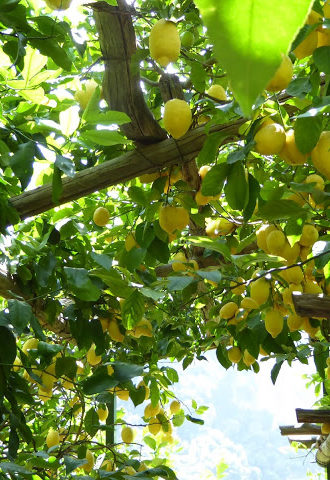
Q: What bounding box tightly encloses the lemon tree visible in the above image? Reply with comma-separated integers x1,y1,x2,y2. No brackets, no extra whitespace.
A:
0,0,330,478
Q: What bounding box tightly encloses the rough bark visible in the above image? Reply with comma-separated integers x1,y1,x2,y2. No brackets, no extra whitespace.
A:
292,293,330,319
92,1,166,143
279,424,321,436
8,119,244,223
296,409,330,423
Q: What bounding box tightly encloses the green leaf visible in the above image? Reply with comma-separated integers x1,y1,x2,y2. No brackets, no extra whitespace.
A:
81,368,118,395
91,252,112,270
216,344,231,369
8,428,19,460
313,46,330,74
34,251,57,288
201,163,229,196
190,61,206,92
197,132,230,167
296,96,330,117
312,241,330,269
224,162,249,210
91,268,132,298
168,276,195,292
143,435,156,450
55,154,75,178
186,414,204,425
148,237,170,263
55,356,77,380
80,129,127,146
38,342,63,357
64,267,101,301
0,326,16,374
271,360,284,385
112,362,144,382
314,343,328,380
7,300,32,336
196,270,222,283
286,77,312,97
84,409,100,437
9,141,34,190
294,116,323,153
29,33,72,70
194,0,313,115
64,456,88,475
187,236,232,260
121,289,145,329
0,462,32,476
258,199,306,221
120,247,147,272
243,174,260,221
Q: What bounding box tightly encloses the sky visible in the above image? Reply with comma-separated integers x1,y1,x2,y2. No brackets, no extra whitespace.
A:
122,350,325,480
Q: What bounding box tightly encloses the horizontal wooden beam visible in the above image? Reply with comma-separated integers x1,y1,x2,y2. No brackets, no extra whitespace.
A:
280,423,322,436
8,119,244,224
292,293,330,319
296,409,330,423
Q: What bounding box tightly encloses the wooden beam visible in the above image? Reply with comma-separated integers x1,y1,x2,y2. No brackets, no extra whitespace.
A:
296,409,330,423
280,423,322,436
292,293,330,319
8,119,244,223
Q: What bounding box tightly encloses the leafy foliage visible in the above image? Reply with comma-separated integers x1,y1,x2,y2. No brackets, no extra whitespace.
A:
0,0,330,477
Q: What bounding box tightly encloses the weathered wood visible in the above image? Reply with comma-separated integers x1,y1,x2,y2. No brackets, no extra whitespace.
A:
296,409,330,423
292,293,330,319
8,119,244,223
280,423,321,436
93,1,166,144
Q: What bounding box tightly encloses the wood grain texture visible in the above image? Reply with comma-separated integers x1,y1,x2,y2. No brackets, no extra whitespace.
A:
292,293,330,319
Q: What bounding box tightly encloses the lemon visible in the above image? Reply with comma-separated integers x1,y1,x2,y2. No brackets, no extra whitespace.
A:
87,344,101,366
198,165,211,180
227,346,242,364
305,173,325,191
169,400,181,414
206,84,227,101
41,370,56,391
256,224,277,253
149,19,180,67
97,406,109,422
287,313,305,332
250,278,270,306
139,172,161,183
115,387,129,401
266,229,286,256
148,417,162,435
144,402,161,418
125,232,139,251
46,429,60,449
322,423,330,435
74,79,98,110
82,450,94,473
302,318,320,337
121,426,134,444
171,251,187,272
39,387,52,403
107,319,124,343
264,309,283,338
266,54,293,92
122,467,137,475
285,265,304,284
195,189,212,206
304,280,323,294
279,129,309,165
317,27,330,47
93,207,110,227
102,459,115,472
280,242,300,264
163,99,192,139
219,302,238,320
293,30,318,59
254,123,286,155
206,218,235,237
299,224,319,247
159,205,190,234
128,318,153,338
241,297,259,310
230,277,245,295
22,338,39,355
180,31,195,48
243,350,256,367
259,346,269,356
311,131,330,180
107,364,114,376
45,0,71,9
138,462,148,472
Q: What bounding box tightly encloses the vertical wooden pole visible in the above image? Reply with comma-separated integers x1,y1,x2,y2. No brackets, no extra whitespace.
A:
106,394,116,445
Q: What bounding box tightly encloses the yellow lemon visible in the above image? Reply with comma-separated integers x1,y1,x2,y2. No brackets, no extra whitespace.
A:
293,30,318,59
266,229,286,256
121,426,134,444
45,0,71,9
46,429,60,449
169,400,181,414
243,350,256,367
264,309,283,338
311,131,330,180
230,277,245,295
299,224,319,247
22,338,39,355
206,84,227,101
159,205,190,234
144,402,161,418
108,319,124,343
149,19,180,67
125,232,139,251
163,99,192,139
266,55,293,92
74,79,98,110
254,123,286,155
227,346,242,364
256,224,277,253
279,129,309,165
87,344,101,366
148,417,162,435
93,207,110,227
97,406,109,422
82,450,94,473
219,302,238,320
305,173,325,191
250,278,270,306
